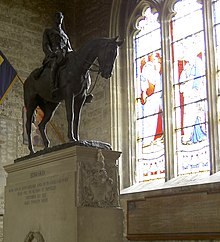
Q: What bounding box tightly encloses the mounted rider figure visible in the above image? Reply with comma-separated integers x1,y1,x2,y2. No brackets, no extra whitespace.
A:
42,11,73,97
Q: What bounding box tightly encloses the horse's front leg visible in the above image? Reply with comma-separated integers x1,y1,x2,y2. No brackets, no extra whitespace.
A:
65,95,77,141
26,111,34,154
73,94,86,140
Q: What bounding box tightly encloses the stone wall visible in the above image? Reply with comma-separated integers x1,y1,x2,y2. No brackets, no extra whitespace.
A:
0,0,75,161
0,1,115,241
0,0,114,161
74,0,112,47
74,0,113,145
0,1,76,241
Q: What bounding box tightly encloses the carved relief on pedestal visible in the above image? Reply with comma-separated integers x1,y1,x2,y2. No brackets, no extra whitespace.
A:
24,231,45,242
77,149,120,208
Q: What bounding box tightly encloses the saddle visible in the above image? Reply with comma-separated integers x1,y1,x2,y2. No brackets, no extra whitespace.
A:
32,55,93,103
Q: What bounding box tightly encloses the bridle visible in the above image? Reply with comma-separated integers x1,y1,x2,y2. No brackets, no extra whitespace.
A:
79,41,115,95
72,52,101,95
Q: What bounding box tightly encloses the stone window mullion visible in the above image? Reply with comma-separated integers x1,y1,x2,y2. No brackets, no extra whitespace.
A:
160,5,176,181
203,0,220,174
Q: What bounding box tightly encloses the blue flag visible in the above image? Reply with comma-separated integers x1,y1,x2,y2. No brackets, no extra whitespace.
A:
0,51,17,104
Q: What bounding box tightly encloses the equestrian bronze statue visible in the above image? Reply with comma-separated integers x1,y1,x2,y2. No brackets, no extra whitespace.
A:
41,12,73,97
23,37,123,154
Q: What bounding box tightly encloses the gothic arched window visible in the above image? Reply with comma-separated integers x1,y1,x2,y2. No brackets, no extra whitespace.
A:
171,0,209,175
110,0,220,188
134,8,165,182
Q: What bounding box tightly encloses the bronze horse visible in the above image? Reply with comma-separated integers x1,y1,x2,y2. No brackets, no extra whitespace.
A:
24,37,123,154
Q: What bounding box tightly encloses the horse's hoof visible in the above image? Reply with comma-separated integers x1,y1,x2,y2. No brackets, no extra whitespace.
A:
29,150,35,155
69,138,78,144
70,139,77,142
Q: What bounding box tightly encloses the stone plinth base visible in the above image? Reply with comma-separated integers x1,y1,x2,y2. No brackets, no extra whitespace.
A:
78,207,123,241
3,146,123,242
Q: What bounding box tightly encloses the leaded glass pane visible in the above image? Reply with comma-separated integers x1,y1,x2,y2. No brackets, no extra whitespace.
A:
134,8,164,182
213,0,220,149
172,0,210,175
135,30,161,57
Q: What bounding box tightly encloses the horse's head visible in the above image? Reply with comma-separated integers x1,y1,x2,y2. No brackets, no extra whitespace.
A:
97,37,123,79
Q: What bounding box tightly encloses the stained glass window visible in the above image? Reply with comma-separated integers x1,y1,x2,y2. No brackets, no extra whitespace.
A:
171,0,210,175
134,8,165,182
213,0,220,141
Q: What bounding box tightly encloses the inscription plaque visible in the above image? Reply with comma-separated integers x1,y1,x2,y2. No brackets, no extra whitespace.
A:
7,171,70,206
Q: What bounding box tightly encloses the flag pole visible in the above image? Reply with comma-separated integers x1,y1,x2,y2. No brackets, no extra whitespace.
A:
16,74,24,85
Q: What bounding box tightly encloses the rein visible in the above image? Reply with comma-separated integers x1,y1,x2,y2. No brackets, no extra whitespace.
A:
88,62,100,73
74,41,111,95
86,43,112,95
72,52,101,95
87,72,100,95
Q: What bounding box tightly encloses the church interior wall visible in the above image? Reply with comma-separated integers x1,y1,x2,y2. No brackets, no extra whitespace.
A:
110,0,220,241
0,1,117,241
1,0,216,241
0,0,114,165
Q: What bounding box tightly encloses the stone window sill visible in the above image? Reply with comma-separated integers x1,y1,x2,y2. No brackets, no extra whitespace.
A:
120,171,220,199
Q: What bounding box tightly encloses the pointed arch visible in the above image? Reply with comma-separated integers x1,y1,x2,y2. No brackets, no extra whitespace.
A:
109,0,165,187
109,0,220,189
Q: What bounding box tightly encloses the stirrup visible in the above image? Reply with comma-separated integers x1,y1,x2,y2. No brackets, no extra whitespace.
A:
85,94,93,103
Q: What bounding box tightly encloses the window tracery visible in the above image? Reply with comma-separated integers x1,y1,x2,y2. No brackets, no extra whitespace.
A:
133,0,219,183
110,0,220,187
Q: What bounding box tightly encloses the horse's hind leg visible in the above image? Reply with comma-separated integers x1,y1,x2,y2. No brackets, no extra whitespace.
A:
25,102,38,154
38,102,58,148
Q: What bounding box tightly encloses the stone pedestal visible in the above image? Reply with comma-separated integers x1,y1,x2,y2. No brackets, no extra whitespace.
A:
3,146,123,242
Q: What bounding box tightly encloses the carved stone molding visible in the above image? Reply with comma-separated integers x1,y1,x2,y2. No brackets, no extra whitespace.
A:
77,149,120,208
24,231,45,242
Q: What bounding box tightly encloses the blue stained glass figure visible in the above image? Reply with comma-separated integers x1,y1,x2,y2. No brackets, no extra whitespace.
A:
191,116,207,143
